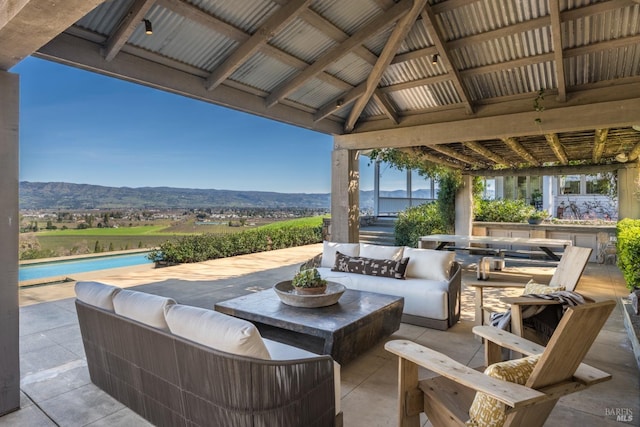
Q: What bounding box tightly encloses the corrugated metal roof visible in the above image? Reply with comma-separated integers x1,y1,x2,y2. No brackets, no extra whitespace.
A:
382,57,440,86
230,52,299,92
269,18,336,63
311,0,381,35
325,53,372,86
287,78,345,109
75,0,134,36
188,0,277,34
389,82,461,111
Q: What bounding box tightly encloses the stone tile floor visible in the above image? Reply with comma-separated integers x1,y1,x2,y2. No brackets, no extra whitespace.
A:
4,244,639,426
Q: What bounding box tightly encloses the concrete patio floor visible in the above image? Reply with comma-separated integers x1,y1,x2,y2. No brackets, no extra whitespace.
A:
5,244,639,426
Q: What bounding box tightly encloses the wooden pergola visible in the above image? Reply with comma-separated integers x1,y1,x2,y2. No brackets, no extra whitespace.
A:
1,0,640,414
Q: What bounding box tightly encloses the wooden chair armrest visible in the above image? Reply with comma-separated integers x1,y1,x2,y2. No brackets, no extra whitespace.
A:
501,296,562,306
385,340,546,409
467,281,526,289
472,326,611,386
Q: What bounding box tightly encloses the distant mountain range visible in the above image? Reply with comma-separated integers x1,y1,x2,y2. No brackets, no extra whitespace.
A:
19,182,438,210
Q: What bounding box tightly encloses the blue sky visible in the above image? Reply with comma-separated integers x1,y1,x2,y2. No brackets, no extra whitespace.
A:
14,57,380,193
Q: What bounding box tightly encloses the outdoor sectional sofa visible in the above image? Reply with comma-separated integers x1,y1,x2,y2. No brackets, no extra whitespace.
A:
315,242,461,330
74,281,342,427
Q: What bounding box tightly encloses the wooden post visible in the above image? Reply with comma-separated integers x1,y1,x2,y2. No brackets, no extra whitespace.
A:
331,147,359,243
397,358,421,427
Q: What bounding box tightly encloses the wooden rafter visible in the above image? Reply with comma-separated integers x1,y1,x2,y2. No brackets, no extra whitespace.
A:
420,4,474,115
372,90,399,125
430,145,483,167
205,0,312,90
103,0,155,62
300,9,378,66
344,0,426,132
548,0,567,102
398,148,462,170
265,0,412,108
157,0,354,94
628,142,640,162
592,128,609,163
501,137,540,166
544,133,569,164
314,84,366,122
464,141,510,166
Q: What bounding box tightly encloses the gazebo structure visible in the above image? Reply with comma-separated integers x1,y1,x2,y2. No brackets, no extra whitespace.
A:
1,0,640,416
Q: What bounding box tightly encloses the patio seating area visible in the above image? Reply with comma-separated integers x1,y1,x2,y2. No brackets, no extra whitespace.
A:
8,244,640,426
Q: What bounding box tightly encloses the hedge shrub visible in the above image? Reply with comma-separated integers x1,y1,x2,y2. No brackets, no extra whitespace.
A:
149,224,323,264
474,199,535,223
394,202,446,248
616,218,640,291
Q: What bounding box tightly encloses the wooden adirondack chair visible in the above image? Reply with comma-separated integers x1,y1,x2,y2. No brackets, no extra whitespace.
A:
468,246,593,338
385,300,615,427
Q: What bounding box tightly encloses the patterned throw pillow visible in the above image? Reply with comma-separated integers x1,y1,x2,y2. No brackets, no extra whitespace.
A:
467,355,540,427
331,251,409,279
523,279,565,295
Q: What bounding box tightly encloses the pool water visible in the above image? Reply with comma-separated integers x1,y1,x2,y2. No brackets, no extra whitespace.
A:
19,252,153,282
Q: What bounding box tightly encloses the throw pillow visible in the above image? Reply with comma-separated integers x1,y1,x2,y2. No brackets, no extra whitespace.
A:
321,241,360,268
165,304,271,360
402,247,454,281
113,289,176,331
467,355,540,427
75,281,121,311
359,244,404,261
523,279,565,295
332,251,409,279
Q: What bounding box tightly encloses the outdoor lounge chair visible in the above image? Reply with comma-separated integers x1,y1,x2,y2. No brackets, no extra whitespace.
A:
385,299,615,427
468,246,592,341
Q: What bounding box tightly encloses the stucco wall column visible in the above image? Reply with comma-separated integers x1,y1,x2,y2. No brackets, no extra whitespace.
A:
331,147,359,243
0,70,20,415
618,164,640,219
455,174,473,236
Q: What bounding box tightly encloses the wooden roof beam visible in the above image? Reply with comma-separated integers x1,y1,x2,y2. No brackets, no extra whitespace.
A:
344,0,426,132
545,133,569,164
398,148,463,170
430,144,484,167
205,0,312,90
592,128,609,163
420,5,474,115
265,0,412,108
548,0,567,102
372,90,399,125
157,0,353,95
628,142,640,162
103,0,155,62
314,84,365,122
464,141,510,167
501,137,540,166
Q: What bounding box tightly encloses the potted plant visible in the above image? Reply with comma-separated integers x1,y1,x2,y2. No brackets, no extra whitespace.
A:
291,268,327,295
527,209,548,225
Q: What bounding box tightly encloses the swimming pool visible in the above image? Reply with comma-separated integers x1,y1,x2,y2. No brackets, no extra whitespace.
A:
19,252,154,282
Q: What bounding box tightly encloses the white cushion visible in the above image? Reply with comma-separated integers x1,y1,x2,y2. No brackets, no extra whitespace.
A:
359,244,403,260
321,241,360,268
165,304,271,360
263,339,341,415
75,281,121,311
403,247,454,281
317,267,449,320
113,289,175,331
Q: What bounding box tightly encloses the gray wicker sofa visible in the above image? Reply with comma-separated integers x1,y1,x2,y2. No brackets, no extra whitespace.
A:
75,281,342,427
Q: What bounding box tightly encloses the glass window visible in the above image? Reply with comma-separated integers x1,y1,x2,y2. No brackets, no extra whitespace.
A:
483,178,496,200
586,174,610,195
379,163,407,197
560,175,580,195
504,176,516,199
411,170,433,199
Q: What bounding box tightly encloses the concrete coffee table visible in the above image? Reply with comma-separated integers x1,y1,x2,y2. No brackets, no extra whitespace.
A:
214,288,404,364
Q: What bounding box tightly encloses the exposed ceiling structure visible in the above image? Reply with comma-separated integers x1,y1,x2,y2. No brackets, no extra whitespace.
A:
2,0,640,173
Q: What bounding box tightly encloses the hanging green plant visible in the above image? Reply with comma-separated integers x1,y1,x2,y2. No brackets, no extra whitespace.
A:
533,89,545,124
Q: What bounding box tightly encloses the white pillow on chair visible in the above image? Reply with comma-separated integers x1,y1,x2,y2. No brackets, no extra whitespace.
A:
403,247,454,281
321,241,360,268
